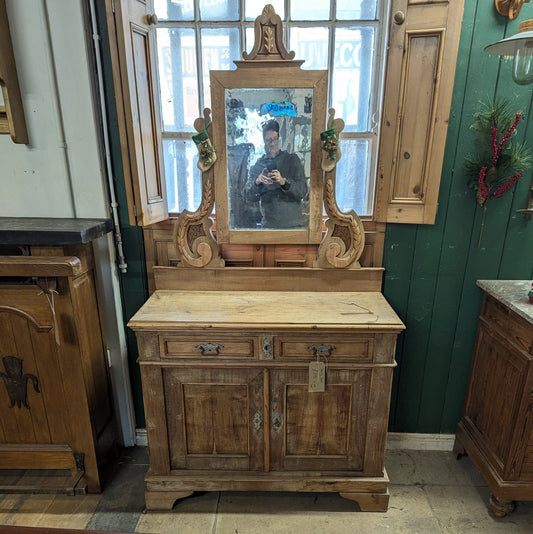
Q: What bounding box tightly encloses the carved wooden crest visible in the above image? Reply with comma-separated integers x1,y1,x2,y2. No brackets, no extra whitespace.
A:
242,4,295,62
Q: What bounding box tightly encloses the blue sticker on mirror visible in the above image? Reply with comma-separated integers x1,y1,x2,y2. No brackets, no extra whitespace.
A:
260,102,297,117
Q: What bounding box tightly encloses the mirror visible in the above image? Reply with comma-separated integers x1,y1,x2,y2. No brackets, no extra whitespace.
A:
225,87,313,232
210,7,327,244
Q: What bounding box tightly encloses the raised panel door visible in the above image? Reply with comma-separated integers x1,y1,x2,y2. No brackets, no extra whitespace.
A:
163,367,265,471
269,367,371,472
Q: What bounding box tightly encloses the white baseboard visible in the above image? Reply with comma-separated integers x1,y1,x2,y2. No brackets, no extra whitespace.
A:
135,429,455,451
386,432,455,451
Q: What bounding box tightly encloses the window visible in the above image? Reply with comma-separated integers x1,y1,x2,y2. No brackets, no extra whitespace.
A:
153,0,389,217
111,0,464,227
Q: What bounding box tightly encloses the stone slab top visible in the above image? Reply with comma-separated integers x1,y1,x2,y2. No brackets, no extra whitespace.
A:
477,280,533,324
0,217,113,245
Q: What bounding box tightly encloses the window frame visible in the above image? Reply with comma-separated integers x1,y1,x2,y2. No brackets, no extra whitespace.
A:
154,0,391,218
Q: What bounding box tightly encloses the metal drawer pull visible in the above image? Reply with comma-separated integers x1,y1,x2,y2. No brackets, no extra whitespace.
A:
195,343,224,355
308,344,336,357
253,411,262,431
272,412,282,431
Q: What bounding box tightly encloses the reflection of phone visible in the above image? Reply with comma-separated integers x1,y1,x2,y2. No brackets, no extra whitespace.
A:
264,159,276,172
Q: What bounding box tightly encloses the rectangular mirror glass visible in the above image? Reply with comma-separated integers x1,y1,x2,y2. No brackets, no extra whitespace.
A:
225,87,312,231
211,66,327,245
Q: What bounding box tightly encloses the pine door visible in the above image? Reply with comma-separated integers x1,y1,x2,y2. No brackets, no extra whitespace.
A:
163,367,265,471
269,367,373,472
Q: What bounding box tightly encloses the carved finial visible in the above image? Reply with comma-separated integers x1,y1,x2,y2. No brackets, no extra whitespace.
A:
242,4,295,61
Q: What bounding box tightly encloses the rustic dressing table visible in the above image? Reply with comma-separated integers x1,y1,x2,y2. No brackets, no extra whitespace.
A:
129,5,404,511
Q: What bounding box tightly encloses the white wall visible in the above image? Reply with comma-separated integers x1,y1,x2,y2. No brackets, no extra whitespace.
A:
1,0,135,445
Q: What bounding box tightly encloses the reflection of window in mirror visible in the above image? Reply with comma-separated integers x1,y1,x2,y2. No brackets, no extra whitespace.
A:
153,0,385,218
225,88,311,230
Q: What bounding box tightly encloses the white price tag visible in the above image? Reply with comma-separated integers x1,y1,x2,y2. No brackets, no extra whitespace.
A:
309,361,326,392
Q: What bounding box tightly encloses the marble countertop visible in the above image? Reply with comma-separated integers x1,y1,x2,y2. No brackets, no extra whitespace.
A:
477,280,533,324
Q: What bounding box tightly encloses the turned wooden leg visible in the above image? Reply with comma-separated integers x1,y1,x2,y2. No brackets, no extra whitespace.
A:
339,491,389,512
145,490,194,511
453,436,466,458
489,494,515,517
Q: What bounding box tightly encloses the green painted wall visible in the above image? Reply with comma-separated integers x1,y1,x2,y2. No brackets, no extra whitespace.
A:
385,1,533,434
98,1,533,432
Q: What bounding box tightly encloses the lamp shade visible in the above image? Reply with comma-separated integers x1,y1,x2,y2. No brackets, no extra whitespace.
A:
485,20,533,84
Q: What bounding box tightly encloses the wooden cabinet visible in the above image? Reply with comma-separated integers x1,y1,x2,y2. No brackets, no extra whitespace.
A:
454,280,533,517
129,277,404,511
0,218,117,494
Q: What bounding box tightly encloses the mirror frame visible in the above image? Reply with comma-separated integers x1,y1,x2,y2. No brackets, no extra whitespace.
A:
210,12,327,244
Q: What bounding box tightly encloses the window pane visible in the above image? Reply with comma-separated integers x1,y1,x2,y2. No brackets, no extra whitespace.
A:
157,28,198,132
200,0,239,21
337,0,378,20
245,27,255,54
291,0,330,21
245,0,284,20
290,27,329,70
335,138,372,215
163,138,202,213
332,26,375,132
154,0,194,21
201,28,241,109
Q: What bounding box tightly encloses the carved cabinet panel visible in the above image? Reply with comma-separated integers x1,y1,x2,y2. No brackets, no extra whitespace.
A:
163,367,265,472
0,246,116,494
269,367,370,472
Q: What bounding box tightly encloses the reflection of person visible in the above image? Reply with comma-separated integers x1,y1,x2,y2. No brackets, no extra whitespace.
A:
245,120,307,229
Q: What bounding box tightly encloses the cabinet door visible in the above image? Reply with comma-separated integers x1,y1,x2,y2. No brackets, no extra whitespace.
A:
163,367,265,471
0,289,69,445
269,368,376,472
463,322,530,478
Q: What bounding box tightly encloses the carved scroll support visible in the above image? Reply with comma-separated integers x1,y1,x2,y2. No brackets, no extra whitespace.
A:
174,109,224,268
315,110,365,269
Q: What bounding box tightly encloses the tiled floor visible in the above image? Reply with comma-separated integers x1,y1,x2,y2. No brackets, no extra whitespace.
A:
1,447,533,533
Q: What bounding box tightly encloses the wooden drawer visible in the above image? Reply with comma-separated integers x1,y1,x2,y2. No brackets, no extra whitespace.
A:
274,335,374,362
160,335,258,359
483,296,533,355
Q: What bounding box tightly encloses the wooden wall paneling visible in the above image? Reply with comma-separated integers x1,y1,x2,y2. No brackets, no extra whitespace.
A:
382,224,417,430
498,64,533,279
439,11,527,432
384,1,508,433
410,0,479,433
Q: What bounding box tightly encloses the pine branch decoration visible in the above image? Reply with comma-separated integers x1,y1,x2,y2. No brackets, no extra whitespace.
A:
465,98,532,206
